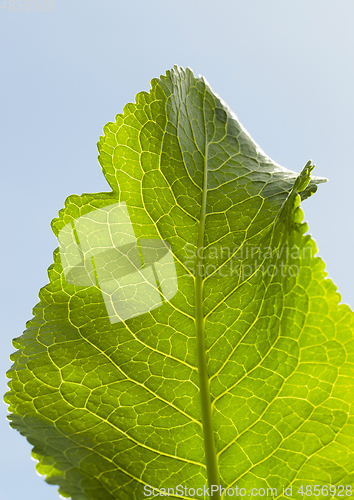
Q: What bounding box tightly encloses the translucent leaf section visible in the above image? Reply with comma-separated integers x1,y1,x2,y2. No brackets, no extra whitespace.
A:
5,67,354,500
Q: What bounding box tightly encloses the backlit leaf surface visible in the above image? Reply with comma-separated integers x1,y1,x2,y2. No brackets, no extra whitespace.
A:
5,67,354,500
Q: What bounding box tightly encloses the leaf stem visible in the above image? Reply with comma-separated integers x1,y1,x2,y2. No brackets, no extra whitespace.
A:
195,139,221,499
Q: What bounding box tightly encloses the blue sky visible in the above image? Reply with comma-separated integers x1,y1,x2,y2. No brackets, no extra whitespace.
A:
1,1,353,498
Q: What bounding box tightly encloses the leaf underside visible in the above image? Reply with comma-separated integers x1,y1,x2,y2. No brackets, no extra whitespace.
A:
5,66,354,500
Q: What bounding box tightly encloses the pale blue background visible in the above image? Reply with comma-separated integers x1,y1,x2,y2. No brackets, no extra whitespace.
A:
1,1,353,498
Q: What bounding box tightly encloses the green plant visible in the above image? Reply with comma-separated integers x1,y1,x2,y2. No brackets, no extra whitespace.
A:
5,66,354,500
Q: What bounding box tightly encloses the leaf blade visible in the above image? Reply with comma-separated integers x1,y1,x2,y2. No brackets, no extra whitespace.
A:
5,66,353,500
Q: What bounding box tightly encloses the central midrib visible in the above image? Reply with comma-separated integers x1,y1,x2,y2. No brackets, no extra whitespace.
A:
195,137,221,499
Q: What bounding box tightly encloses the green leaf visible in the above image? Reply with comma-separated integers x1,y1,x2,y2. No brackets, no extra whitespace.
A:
5,66,354,500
